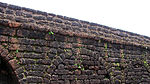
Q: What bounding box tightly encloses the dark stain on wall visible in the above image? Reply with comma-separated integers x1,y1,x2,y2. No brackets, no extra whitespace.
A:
0,2,150,84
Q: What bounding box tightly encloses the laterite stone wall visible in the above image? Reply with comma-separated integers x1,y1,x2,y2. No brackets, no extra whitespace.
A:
0,2,150,84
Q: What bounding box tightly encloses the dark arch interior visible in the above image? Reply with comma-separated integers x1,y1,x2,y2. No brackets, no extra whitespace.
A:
0,57,19,84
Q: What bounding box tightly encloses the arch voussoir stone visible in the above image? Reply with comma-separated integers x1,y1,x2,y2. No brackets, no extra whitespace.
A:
1,48,9,58
0,45,4,53
0,45,20,84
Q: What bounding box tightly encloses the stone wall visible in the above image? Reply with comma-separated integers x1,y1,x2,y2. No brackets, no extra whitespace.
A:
0,2,150,84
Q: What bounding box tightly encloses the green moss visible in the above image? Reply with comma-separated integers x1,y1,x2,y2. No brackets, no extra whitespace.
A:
144,60,148,67
113,63,120,66
14,57,17,59
16,49,19,53
23,68,26,72
104,43,108,50
144,61,147,64
104,56,108,58
116,67,121,70
13,36,17,38
81,67,85,70
75,76,77,81
74,63,77,66
48,31,54,35
110,72,113,75
108,53,111,57
78,66,81,69
122,53,124,58
64,49,67,52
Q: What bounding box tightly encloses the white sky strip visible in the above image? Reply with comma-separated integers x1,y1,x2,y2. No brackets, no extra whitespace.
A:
0,0,150,37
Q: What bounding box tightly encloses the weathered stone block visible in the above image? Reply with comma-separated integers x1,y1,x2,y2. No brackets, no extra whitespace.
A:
90,79,100,84
33,15,46,20
0,27,16,36
58,64,65,70
9,59,19,70
26,76,42,83
20,58,35,65
15,67,24,75
82,70,94,75
98,70,107,75
27,71,44,77
0,36,8,42
15,17,28,23
54,70,69,75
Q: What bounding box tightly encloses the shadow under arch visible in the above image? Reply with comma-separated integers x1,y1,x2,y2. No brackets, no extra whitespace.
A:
0,56,19,84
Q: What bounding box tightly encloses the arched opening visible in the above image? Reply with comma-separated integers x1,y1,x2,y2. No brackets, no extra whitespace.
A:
0,56,19,84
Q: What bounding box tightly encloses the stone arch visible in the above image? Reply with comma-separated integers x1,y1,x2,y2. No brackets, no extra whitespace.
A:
0,45,19,84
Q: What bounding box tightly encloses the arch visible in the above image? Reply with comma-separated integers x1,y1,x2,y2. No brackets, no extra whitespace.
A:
0,45,19,84
0,56,19,84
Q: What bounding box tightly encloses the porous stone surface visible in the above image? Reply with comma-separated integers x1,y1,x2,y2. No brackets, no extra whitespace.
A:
0,2,150,84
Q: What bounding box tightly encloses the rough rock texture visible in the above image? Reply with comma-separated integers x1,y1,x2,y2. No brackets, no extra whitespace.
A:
0,2,150,84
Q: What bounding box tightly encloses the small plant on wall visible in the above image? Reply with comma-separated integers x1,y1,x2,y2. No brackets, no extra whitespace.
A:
48,31,54,35
144,60,148,67
48,31,56,41
142,51,149,68
73,46,85,81
104,43,108,58
74,58,85,70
